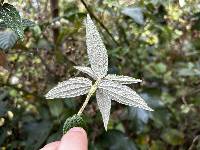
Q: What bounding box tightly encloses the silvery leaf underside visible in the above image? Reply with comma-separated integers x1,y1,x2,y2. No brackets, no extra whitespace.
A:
105,74,142,84
74,66,97,79
45,77,92,99
98,80,153,111
96,89,111,131
85,14,108,78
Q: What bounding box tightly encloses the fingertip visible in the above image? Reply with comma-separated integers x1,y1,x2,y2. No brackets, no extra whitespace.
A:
40,141,60,150
68,127,87,136
59,127,88,150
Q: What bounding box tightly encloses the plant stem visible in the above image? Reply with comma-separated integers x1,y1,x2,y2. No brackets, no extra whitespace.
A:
77,79,101,116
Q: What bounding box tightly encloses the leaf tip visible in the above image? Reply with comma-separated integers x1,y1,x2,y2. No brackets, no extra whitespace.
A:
86,14,91,19
44,92,52,99
73,66,79,70
145,106,154,111
103,119,109,132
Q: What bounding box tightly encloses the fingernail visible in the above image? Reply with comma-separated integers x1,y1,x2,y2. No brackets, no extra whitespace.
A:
69,127,85,133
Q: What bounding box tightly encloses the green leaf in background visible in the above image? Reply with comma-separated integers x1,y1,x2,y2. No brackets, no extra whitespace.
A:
127,106,150,133
126,93,164,133
46,131,62,143
0,101,7,116
122,7,144,25
97,130,138,150
161,128,184,146
0,30,18,50
191,12,200,31
64,98,78,109
151,109,171,128
150,140,166,150
63,114,86,134
128,107,150,124
0,90,8,102
24,120,53,150
140,93,164,109
161,92,176,104
0,128,7,146
154,62,167,74
47,100,64,117
0,3,24,38
178,63,200,77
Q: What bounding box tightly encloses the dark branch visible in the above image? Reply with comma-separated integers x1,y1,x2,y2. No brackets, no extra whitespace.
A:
50,0,59,44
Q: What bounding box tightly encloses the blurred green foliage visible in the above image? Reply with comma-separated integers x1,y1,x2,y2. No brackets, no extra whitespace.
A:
0,0,200,149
